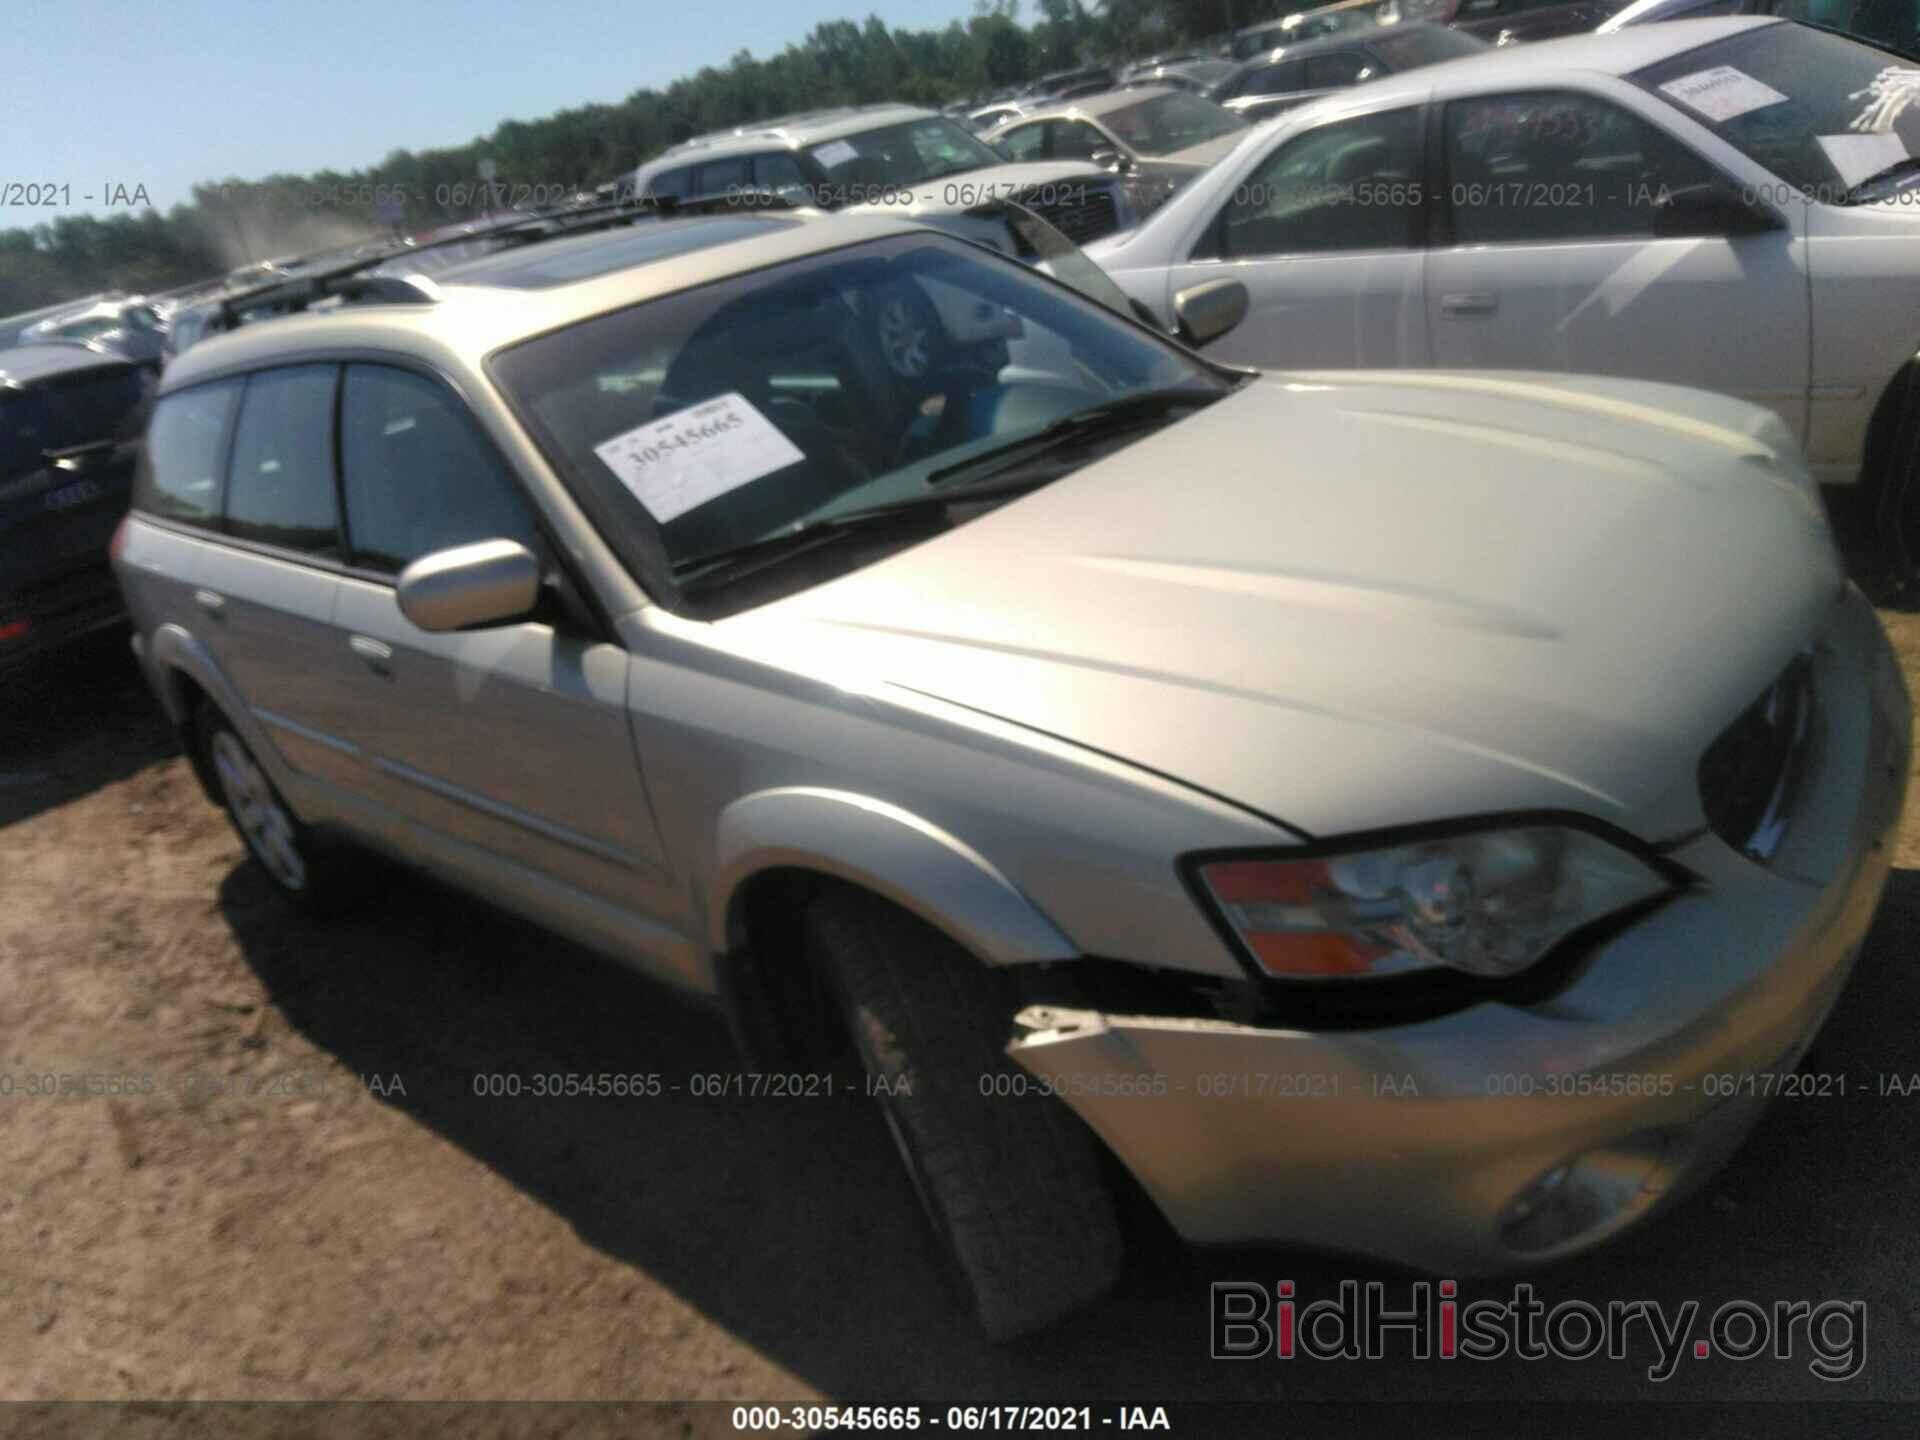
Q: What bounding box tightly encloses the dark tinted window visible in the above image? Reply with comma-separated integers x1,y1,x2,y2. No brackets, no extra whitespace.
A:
1051,120,1109,160
1241,61,1306,97
1222,107,1424,256
136,378,241,525
44,366,151,444
1367,26,1489,70
695,156,751,193
648,166,693,199
1444,91,1717,243
1,367,148,484
1305,52,1375,88
223,365,340,555
0,391,60,485
753,151,808,193
340,364,539,574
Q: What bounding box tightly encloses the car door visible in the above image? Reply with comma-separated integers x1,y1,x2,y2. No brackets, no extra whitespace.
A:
326,360,671,912
182,367,365,798
1425,87,1810,440
1164,103,1430,369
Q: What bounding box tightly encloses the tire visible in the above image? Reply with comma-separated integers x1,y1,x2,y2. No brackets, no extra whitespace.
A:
196,704,373,913
804,890,1124,1341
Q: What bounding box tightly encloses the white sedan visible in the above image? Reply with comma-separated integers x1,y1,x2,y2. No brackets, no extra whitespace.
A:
1087,17,1920,576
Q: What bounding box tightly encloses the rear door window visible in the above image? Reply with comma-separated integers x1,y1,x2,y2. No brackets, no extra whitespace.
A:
223,364,342,556
136,378,242,525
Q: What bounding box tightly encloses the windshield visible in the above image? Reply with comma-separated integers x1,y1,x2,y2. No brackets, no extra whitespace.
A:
1632,23,1920,200
802,117,1007,197
1101,92,1247,155
490,234,1224,610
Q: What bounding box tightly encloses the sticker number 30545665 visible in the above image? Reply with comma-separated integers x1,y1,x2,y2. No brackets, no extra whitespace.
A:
593,391,807,525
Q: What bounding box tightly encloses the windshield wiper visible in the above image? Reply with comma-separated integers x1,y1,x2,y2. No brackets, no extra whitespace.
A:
670,474,1057,591
923,386,1222,491
1844,155,1920,204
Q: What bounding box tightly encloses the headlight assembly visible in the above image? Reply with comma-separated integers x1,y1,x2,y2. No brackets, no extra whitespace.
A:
1193,824,1675,981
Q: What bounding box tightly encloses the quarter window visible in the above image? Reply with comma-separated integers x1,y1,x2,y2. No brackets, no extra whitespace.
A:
998,123,1048,161
1219,107,1424,258
223,365,341,556
1443,91,1718,244
135,378,242,526
339,364,539,575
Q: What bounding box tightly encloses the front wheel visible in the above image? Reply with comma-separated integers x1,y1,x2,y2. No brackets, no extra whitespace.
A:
804,890,1124,1341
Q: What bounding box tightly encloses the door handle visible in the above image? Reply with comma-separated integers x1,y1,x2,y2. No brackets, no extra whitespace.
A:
192,588,226,616
1440,291,1499,317
348,635,393,674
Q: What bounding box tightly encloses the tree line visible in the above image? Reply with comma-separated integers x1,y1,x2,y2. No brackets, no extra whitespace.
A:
0,1,1301,317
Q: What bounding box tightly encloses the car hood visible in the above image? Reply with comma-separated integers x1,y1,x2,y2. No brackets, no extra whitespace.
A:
846,160,1108,217
720,371,1841,842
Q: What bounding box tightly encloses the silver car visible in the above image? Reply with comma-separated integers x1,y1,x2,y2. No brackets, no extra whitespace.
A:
114,211,1910,1340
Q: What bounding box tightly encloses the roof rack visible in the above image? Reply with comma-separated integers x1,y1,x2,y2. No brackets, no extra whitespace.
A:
199,190,797,341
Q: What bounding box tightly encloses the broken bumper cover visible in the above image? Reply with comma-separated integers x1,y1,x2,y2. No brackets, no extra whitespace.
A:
1009,587,1910,1273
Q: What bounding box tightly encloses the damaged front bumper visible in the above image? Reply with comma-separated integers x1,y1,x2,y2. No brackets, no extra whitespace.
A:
1009,586,1911,1274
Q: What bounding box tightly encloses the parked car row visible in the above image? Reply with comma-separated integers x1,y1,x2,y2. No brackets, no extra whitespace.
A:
1089,17,1920,577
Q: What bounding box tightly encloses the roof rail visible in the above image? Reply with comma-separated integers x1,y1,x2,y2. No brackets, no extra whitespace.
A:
198,190,799,339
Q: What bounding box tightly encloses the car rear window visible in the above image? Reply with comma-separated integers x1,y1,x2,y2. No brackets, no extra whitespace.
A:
136,378,242,526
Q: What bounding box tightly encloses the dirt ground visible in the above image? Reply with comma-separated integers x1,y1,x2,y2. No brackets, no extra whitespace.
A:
4,545,1920,1429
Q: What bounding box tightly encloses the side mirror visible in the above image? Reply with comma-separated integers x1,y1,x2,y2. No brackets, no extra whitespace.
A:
396,538,541,632
1173,278,1250,347
1090,148,1135,174
1651,181,1781,239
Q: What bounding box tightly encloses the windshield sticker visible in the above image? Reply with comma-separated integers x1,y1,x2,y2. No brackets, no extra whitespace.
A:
1850,67,1920,133
1658,66,1789,123
810,138,858,169
593,392,805,525
1817,131,1910,189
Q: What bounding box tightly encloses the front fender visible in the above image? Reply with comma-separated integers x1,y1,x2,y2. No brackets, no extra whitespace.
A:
711,787,1076,965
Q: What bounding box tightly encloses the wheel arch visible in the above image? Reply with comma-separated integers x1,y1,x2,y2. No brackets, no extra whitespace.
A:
145,622,274,807
710,787,1076,966
707,789,1076,1067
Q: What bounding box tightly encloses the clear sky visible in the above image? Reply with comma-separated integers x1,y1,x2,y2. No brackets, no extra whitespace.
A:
10,0,985,221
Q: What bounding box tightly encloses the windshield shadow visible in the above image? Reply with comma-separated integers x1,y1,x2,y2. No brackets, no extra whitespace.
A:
215,853,1920,1401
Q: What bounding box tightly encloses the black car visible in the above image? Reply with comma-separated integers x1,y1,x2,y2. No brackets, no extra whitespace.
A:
0,345,154,669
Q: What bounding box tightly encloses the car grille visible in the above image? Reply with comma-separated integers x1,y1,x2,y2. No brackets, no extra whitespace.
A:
1022,183,1121,246
1698,654,1815,864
